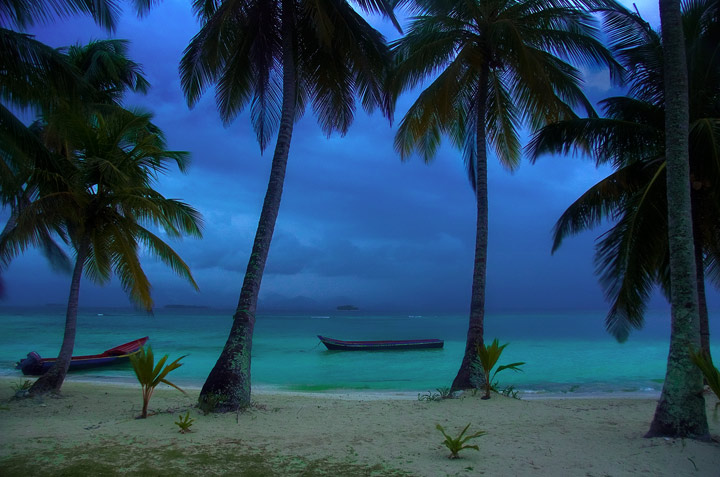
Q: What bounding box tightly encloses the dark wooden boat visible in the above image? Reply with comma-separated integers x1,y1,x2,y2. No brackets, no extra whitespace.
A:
318,335,443,351
16,337,149,376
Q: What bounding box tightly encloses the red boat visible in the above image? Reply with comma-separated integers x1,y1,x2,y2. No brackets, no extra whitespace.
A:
16,337,149,376
318,335,443,351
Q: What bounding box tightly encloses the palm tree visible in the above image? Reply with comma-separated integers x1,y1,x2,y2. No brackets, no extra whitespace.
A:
391,0,620,392
180,0,398,411
529,0,715,437
649,0,708,438
528,0,719,358
1,0,158,289
1,39,152,296
0,105,203,395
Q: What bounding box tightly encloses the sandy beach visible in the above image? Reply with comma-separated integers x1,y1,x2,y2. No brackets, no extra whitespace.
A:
0,377,718,476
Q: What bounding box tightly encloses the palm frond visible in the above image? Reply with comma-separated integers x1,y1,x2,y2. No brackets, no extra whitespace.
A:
486,72,520,171
62,39,150,103
529,114,661,168
0,0,121,30
394,51,474,161
133,223,199,291
390,14,466,96
550,161,656,251
595,163,668,341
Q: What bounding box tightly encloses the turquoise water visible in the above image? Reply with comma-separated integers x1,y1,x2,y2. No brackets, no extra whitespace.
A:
1,307,718,396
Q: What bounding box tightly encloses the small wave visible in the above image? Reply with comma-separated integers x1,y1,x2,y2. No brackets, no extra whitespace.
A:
310,316,330,319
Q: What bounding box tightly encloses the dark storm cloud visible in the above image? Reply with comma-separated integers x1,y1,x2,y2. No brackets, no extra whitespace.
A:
5,0,717,315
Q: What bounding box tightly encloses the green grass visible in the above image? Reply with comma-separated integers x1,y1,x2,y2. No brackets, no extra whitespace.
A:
0,441,409,476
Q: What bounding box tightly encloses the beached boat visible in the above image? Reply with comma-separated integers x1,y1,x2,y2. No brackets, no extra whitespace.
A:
16,337,149,376
318,335,443,351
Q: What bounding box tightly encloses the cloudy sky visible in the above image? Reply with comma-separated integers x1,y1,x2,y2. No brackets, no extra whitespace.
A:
3,0,717,313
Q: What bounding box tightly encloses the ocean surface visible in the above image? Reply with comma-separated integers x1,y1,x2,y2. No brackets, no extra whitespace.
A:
2,306,718,397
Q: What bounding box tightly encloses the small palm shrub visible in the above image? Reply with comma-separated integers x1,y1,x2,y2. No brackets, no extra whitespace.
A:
476,339,525,399
11,379,33,398
436,423,486,459
129,346,187,418
174,411,195,433
690,349,720,411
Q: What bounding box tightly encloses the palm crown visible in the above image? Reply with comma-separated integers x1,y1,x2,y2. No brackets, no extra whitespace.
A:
181,0,398,151
1,39,154,289
392,0,620,174
2,105,203,309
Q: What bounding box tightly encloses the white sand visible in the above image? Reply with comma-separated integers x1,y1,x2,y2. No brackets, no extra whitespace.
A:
0,378,718,476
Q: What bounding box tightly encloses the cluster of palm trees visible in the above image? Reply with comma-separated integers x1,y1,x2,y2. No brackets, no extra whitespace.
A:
1,0,717,439
0,3,203,394
184,0,716,439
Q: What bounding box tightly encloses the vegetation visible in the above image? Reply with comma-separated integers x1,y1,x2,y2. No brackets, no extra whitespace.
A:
174,411,195,433
418,387,455,401
180,0,399,411
500,384,520,400
476,339,525,399
1,9,203,397
0,0,159,239
1,100,203,396
129,346,187,419
0,0,716,446
391,0,620,393
10,380,33,398
0,441,410,476
531,0,717,438
690,350,720,411
649,0,708,438
436,423,486,459
529,0,720,357
1,38,153,299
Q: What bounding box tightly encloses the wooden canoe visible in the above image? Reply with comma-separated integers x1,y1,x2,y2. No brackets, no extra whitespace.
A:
318,335,443,351
16,336,149,376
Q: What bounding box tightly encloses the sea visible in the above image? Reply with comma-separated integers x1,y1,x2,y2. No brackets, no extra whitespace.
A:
2,306,718,398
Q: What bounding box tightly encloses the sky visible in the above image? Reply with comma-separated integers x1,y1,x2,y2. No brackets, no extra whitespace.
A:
3,0,718,314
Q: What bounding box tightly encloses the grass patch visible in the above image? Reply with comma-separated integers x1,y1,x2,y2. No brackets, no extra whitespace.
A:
0,441,409,476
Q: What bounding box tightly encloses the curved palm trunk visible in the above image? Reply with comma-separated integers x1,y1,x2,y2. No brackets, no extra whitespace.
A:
29,238,89,396
198,4,296,412
451,64,489,393
646,0,708,439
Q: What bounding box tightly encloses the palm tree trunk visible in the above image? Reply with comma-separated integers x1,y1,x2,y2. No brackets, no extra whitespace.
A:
198,1,297,412
29,238,88,396
451,63,489,393
646,0,708,439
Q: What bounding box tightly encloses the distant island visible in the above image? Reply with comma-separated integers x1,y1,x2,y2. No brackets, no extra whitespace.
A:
336,304,359,311
165,304,210,309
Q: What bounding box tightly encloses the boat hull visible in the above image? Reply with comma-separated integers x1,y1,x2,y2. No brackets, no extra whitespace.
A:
16,337,149,376
318,335,443,351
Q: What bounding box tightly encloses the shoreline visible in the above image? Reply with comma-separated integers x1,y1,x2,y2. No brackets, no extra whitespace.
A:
2,374,663,401
1,378,718,476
